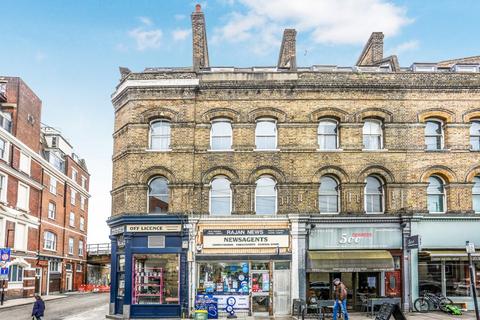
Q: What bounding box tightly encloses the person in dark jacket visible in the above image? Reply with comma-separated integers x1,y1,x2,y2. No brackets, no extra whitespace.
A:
32,295,45,320
332,278,349,320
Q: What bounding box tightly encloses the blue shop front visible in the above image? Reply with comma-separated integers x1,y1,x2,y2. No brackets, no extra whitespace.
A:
108,215,188,319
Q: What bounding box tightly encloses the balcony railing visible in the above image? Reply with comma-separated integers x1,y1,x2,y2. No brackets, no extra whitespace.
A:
0,82,6,102
87,243,111,255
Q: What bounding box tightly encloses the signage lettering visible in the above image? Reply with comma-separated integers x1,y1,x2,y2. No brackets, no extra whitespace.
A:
126,224,182,233
203,229,289,248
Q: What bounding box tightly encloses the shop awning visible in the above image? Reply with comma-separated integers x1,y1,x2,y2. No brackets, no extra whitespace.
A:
307,250,394,272
420,250,480,261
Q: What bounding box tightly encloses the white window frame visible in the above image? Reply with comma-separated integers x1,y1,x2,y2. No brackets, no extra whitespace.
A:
78,240,84,256
0,138,9,162
80,216,85,231
80,196,85,211
69,212,75,228
44,231,57,251
49,261,61,273
48,202,56,220
425,118,444,150
81,176,87,189
72,168,78,183
68,237,74,255
8,264,24,283
70,189,76,206
427,175,447,214
147,177,169,214
364,176,385,214
209,176,232,216
319,175,340,214
17,182,29,211
318,119,339,150
362,119,383,150
49,175,57,194
0,172,8,203
470,120,480,151
76,264,83,272
473,176,480,213
19,151,31,175
0,217,4,247
65,263,72,271
14,222,28,251
255,118,278,151
210,119,233,151
149,120,171,151
254,176,277,215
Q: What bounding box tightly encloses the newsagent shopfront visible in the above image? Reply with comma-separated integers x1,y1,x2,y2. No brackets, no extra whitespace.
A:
307,221,404,310
192,220,292,317
108,215,188,319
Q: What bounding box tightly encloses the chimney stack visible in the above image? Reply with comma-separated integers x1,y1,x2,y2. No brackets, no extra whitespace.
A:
356,32,384,66
191,4,209,70
277,29,297,70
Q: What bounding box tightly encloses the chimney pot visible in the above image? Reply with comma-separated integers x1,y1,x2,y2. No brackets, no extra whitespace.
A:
195,4,201,12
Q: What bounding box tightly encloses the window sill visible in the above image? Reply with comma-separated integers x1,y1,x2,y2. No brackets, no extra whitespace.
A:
43,248,57,252
365,212,385,215
253,149,280,152
316,149,343,152
319,212,340,214
145,149,172,152
425,149,449,152
469,149,480,152
48,216,56,221
207,149,234,152
361,149,388,152
428,212,446,214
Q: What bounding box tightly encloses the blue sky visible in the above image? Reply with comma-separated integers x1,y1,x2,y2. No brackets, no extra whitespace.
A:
1,0,479,243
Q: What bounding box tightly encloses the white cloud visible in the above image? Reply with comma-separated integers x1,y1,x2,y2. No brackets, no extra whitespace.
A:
172,28,191,41
388,40,419,55
174,14,186,21
139,16,153,26
34,51,47,62
128,27,163,51
213,0,412,55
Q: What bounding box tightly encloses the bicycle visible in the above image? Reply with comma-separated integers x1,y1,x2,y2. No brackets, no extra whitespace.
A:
413,291,453,313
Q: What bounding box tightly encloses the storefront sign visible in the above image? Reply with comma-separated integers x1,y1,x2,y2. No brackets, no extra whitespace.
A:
309,225,402,250
111,226,125,235
126,224,182,233
213,294,249,310
406,235,421,250
203,229,289,248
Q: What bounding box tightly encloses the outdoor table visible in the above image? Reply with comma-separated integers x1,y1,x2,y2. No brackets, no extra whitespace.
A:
316,300,336,320
368,297,401,317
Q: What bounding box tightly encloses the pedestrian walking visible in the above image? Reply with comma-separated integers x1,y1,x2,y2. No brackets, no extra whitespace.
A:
332,278,349,320
31,295,45,320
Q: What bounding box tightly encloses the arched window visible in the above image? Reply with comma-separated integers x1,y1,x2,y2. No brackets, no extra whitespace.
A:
148,177,169,213
211,119,232,150
8,264,24,282
255,119,277,150
210,177,232,215
427,176,446,213
425,119,443,150
149,120,171,151
255,176,277,215
363,120,383,150
473,176,480,213
365,176,384,213
318,120,338,150
44,231,57,251
470,120,480,151
319,176,339,213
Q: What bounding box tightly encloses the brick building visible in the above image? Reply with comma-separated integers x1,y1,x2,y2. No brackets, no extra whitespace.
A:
108,5,480,318
0,76,90,299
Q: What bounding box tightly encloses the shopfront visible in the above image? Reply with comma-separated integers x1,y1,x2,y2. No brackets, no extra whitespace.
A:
108,215,188,319
307,222,403,310
411,216,480,309
193,224,291,316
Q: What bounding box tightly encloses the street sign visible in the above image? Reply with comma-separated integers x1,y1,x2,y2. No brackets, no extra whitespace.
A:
0,248,10,263
466,241,476,254
0,267,8,280
406,235,421,250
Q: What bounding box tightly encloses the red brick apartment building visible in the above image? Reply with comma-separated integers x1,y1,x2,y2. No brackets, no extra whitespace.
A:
0,76,90,298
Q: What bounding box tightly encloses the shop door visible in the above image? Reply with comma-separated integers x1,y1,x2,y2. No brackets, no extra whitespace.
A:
251,270,270,316
66,273,73,291
34,268,42,294
385,271,401,297
273,267,291,315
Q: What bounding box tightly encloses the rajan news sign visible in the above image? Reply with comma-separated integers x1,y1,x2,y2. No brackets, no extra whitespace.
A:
203,229,289,249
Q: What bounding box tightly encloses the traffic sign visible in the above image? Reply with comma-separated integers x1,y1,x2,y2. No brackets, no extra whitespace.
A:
0,248,11,263
466,241,476,254
0,267,8,280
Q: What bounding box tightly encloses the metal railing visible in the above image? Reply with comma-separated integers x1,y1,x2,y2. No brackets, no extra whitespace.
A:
87,243,111,255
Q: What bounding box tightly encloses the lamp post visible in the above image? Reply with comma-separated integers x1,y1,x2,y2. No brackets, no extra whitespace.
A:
466,241,479,320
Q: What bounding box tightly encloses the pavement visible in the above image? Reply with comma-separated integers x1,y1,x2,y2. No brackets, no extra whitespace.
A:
0,293,66,309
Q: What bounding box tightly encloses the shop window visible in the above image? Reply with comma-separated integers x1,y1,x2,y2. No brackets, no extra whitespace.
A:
255,176,277,215
445,261,474,297
255,119,277,150
148,177,169,213
418,259,442,295
363,119,383,150
471,120,480,150
319,176,339,213
8,265,23,282
473,176,480,213
132,254,179,305
210,177,231,215
425,119,444,150
318,120,338,150
197,262,250,295
427,176,445,213
364,176,384,213
149,120,171,151
210,119,232,150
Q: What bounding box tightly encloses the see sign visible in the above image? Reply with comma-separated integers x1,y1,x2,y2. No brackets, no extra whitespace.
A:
466,242,476,254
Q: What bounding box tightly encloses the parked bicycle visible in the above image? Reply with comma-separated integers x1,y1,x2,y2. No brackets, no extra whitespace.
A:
414,291,453,313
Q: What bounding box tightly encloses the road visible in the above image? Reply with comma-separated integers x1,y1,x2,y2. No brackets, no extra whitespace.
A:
0,293,109,320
